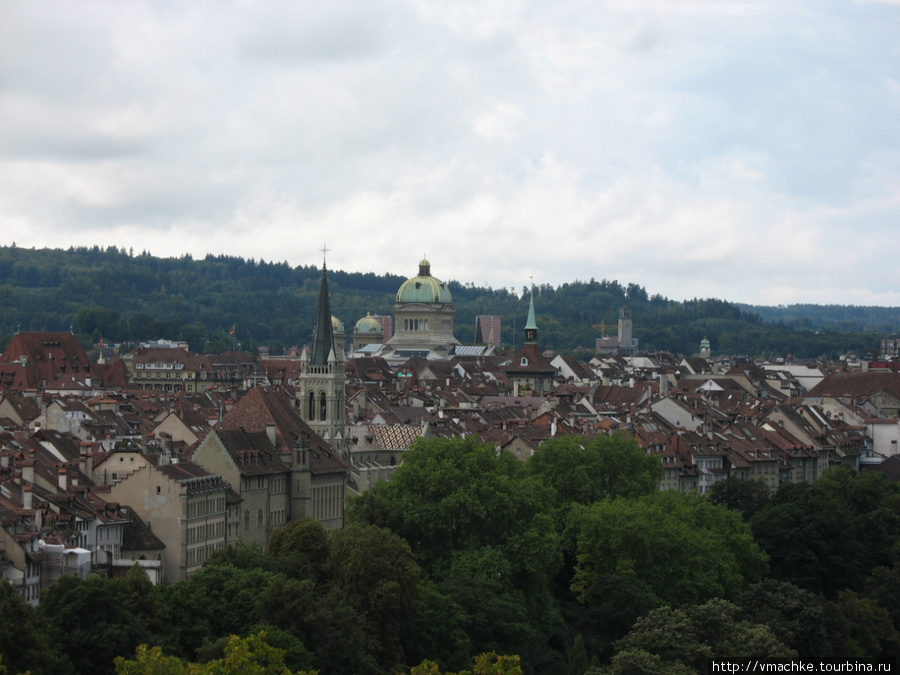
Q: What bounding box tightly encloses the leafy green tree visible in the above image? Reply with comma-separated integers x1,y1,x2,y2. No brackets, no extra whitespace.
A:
526,433,662,526
599,599,795,673
253,577,377,675
115,632,317,674
205,542,282,574
568,491,768,607
865,565,900,631
348,437,566,671
267,518,329,581
325,524,423,672
821,590,900,661
402,580,472,673
751,468,900,597
194,626,314,674
739,579,827,659
563,572,659,666
707,476,770,521
409,652,523,675
437,548,547,672
348,437,560,584
163,565,281,659
0,579,61,675
39,575,150,675
118,565,172,648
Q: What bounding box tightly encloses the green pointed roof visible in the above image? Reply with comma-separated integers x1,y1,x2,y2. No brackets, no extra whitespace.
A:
524,286,538,344
525,291,537,331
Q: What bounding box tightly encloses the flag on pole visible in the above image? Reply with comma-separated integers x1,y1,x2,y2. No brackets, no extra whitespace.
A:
229,325,235,335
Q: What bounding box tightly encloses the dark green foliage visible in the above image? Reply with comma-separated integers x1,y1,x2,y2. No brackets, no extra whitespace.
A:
204,541,284,574
568,491,769,607
39,575,150,675
564,572,660,665
865,565,900,631
751,468,900,597
267,518,329,581
707,475,770,520
348,436,567,672
0,245,892,357
739,580,827,658
402,580,473,672
253,577,377,675
162,564,281,658
349,437,561,584
598,599,795,674
526,433,662,526
0,580,61,675
820,590,900,660
325,524,423,672
16,438,900,674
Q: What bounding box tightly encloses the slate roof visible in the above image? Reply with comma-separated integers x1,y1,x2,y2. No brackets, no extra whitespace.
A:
157,461,229,494
0,332,94,391
214,428,287,475
220,386,350,476
806,371,900,400
119,504,166,552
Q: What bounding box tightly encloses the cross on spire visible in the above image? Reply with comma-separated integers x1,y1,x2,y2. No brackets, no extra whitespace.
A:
321,244,330,268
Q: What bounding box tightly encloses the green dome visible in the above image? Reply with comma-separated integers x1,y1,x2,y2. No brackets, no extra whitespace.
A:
354,313,382,334
396,258,453,303
331,316,344,333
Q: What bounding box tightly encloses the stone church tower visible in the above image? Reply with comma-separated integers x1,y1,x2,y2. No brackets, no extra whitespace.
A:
617,305,637,354
299,261,348,456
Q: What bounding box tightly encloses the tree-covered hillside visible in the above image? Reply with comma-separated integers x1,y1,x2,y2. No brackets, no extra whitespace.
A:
0,245,893,358
739,303,900,334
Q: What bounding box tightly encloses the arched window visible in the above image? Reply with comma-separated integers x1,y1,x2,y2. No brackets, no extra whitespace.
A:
257,508,264,527
243,509,250,529
307,391,315,420
320,392,327,421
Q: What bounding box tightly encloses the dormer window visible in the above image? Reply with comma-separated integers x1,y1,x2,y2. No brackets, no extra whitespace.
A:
521,357,529,366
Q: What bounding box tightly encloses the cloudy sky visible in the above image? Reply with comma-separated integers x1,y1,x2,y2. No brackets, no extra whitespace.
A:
1,1,898,306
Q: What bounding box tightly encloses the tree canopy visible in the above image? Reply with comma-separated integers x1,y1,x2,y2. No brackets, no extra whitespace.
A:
1,244,893,357
568,491,769,607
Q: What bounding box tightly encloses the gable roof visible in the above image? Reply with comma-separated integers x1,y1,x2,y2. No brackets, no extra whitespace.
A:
220,387,350,476
806,371,900,400
0,332,93,391
213,428,287,475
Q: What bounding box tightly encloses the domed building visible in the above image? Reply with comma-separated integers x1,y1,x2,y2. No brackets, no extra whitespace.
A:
352,313,385,351
378,258,460,363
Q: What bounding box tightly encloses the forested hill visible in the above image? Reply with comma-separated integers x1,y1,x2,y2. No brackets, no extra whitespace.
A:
0,245,894,359
739,303,900,334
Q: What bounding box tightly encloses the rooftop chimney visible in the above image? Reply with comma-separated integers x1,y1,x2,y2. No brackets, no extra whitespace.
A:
58,467,67,492
23,484,33,510
22,460,35,485
266,423,277,448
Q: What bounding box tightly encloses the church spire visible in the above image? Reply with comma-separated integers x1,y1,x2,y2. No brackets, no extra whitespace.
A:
524,282,538,344
310,248,335,366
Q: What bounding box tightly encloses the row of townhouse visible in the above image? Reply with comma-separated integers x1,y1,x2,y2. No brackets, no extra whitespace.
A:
2,323,899,598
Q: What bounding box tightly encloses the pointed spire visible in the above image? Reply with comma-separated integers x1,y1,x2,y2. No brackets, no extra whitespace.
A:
311,255,335,366
524,282,538,344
